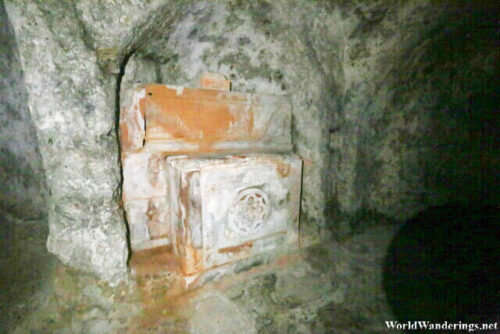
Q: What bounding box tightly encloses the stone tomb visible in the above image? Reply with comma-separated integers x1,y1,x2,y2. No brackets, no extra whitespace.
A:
168,154,301,276
120,73,302,282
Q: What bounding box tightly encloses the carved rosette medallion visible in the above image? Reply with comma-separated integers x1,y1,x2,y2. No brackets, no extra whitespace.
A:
228,188,270,235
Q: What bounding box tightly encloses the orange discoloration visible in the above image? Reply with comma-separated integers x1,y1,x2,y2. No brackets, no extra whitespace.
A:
120,82,292,157
142,84,254,153
126,239,303,332
145,200,158,229
181,244,204,275
277,252,302,267
126,250,303,332
200,72,231,91
146,85,235,139
130,245,180,277
128,245,196,332
275,161,291,178
119,122,129,149
218,241,254,254
119,88,148,153
177,170,204,275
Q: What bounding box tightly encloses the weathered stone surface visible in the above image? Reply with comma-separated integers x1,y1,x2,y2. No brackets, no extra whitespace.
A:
122,152,168,202
2,214,400,333
168,154,302,275
122,151,171,251
4,0,128,284
188,293,257,334
0,0,47,219
124,197,170,251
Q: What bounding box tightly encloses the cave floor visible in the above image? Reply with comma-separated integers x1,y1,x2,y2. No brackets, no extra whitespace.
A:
1,217,400,334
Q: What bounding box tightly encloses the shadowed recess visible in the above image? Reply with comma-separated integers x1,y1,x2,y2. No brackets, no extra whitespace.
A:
383,204,500,327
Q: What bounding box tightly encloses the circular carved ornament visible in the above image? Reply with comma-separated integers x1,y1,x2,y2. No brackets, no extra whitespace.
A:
228,188,270,235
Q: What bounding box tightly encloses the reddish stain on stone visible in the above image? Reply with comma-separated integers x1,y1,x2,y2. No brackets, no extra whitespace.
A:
199,72,231,91
218,241,254,254
130,245,180,277
143,84,254,153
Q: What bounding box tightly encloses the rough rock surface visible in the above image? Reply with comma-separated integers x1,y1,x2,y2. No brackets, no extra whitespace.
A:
0,0,47,219
330,1,499,222
4,0,129,283
6,222,399,333
2,0,498,282
0,213,56,332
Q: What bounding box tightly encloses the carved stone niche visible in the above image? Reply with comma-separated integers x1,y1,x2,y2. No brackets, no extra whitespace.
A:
120,73,302,282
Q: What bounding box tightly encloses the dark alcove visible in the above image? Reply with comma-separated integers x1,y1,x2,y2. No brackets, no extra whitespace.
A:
384,204,499,327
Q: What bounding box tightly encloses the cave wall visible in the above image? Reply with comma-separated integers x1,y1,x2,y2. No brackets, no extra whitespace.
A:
0,0,47,219
327,1,499,234
3,0,497,283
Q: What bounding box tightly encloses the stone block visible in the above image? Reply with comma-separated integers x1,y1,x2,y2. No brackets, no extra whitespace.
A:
120,84,292,155
168,154,302,275
120,79,297,256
